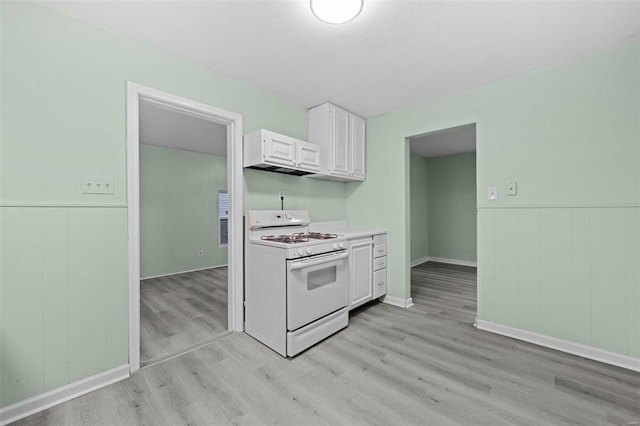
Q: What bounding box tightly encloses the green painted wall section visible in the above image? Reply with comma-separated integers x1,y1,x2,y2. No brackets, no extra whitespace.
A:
139,145,228,279
410,152,477,263
244,169,346,221
348,42,640,359
0,1,346,406
409,153,429,262
1,207,128,405
427,152,476,262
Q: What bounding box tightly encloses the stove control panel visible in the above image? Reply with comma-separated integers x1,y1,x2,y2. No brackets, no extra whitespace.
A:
248,210,310,229
286,239,346,259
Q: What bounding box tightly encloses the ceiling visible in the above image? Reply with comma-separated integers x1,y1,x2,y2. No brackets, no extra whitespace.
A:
139,99,227,156
43,1,640,119
410,123,476,158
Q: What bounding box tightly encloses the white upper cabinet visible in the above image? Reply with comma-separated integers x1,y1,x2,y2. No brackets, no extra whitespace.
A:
350,114,366,180
296,140,321,171
244,129,320,175
263,132,297,167
308,103,365,182
331,106,351,177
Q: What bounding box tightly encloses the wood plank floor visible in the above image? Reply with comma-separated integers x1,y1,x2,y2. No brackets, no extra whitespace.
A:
140,267,228,366
15,262,640,425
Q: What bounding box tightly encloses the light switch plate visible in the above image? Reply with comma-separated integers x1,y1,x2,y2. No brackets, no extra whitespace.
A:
488,186,498,200
507,182,517,196
82,176,114,194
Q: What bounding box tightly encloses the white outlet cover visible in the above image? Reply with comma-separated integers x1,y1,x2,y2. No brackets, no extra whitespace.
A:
488,186,498,200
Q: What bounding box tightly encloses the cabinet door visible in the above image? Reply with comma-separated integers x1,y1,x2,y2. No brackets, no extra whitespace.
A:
330,106,350,176
297,141,321,172
350,114,365,180
349,239,373,309
263,132,296,167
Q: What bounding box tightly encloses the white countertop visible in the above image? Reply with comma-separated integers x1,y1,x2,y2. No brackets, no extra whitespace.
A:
309,221,386,240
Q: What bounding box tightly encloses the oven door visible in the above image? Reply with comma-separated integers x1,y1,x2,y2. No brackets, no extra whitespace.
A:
286,251,349,331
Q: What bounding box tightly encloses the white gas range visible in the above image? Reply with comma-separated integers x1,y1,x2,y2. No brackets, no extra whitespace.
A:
244,210,349,357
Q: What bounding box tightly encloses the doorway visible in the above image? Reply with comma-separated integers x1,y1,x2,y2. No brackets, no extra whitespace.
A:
407,123,477,315
126,82,244,373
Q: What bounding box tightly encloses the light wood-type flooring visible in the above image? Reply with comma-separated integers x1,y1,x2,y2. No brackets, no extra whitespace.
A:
14,262,640,425
140,267,228,366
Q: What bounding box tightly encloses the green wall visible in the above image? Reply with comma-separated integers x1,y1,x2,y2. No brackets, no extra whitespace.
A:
0,1,346,407
139,145,228,279
410,152,477,263
348,42,639,359
409,153,429,262
427,152,477,262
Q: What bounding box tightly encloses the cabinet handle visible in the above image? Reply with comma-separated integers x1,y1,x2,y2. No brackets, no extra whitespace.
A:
377,282,384,286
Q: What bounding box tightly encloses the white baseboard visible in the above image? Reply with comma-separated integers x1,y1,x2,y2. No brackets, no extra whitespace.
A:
410,257,477,268
141,264,227,280
476,320,640,373
410,256,430,267
428,257,477,267
0,365,129,425
382,295,414,309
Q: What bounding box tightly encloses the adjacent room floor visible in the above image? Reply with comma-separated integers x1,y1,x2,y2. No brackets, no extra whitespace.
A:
15,263,639,425
140,267,228,366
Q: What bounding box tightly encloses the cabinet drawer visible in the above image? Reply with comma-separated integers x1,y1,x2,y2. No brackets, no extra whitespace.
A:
373,234,386,245
373,244,387,258
373,256,387,271
372,269,386,299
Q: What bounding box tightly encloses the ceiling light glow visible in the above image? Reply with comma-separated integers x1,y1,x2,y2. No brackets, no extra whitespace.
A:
310,0,363,24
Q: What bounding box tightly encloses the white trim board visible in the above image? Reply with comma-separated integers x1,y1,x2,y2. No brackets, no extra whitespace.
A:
0,365,129,426
410,257,477,268
126,82,244,375
476,320,640,373
382,295,414,309
141,264,228,281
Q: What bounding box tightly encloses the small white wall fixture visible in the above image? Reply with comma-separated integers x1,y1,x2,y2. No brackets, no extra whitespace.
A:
126,82,244,373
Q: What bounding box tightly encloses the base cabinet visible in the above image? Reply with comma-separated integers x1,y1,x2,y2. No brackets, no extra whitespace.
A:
349,237,373,309
347,232,387,309
372,234,387,299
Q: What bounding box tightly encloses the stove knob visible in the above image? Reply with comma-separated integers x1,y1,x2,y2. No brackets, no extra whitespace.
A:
332,243,338,249
298,248,304,256
306,247,312,255
338,242,344,249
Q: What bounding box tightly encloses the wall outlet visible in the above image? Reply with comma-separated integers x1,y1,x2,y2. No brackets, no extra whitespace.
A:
488,186,498,200
278,190,285,199
198,250,204,257
82,176,114,194
507,182,517,196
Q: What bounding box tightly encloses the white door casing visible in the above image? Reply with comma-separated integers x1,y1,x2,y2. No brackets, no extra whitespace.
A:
126,82,244,373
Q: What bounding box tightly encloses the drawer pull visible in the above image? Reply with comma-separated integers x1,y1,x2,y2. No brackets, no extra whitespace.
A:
377,282,384,286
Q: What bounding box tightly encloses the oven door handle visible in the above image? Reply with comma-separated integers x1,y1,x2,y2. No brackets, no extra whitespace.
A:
289,251,348,270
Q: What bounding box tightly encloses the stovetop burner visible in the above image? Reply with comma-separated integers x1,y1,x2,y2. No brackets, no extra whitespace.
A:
261,234,309,244
260,232,338,244
307,232,338,240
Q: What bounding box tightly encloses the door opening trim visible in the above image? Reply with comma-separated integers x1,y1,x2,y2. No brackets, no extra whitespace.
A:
126,82,244,373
